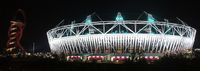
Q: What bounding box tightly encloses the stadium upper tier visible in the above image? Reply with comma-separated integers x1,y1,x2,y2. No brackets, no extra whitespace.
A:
47,12,196,54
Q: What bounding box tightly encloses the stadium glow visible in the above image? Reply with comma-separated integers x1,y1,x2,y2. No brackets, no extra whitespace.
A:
47,12,196,55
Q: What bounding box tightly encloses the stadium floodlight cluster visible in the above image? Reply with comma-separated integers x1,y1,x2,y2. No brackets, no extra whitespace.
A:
47,12,196,55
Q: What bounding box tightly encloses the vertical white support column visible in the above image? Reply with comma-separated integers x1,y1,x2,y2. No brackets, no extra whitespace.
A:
159,38,164,53
139,36,142,53
71,39,75,53
173,40,179,53
162,39,167,53
77,37,81,53
85,37,89,53
169,40,173,53
66,42,69,53
144,36,147,52
117,35,119,52
172,40,177,53
71,39,74,53
177,39,181,53
103,24,105,33
166,40,170,53
121,35,123,53
134,36,137,52
97,36,101,53
155,38,159,53
101,36,103,52
75,39,79,53
69,41,72,53
126,35,129,52
120,35,122,52
89,36,91,53
112,36,115,52
88,35,92,53
171,40,175,53
132,36,135,52
79,38,83,53
107,35,109,52
147,36,151,53
95,36,98,53
130,36,133,52
151,37,155,53
134,22,137,32
60,41,64,53
73,39,77,53
103,35,106,53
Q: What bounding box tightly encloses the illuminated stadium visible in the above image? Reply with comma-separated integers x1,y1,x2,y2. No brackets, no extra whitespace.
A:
47,12,196,62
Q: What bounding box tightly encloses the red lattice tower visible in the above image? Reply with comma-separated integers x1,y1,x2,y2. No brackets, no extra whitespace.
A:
6,9,26,53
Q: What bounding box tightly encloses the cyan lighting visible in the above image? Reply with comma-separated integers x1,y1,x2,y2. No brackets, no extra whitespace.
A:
116,12,124,22
85,15,92,25
147,14,155,23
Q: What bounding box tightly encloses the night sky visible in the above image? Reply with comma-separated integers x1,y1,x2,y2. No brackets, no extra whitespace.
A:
0,0,199,52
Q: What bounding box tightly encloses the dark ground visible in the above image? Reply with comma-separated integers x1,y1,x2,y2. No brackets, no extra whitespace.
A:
0,56,200,71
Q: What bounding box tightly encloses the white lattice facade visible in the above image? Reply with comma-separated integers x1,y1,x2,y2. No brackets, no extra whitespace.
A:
47,13,196,54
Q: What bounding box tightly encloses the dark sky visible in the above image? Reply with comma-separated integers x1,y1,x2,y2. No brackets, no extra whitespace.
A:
0,0,199,52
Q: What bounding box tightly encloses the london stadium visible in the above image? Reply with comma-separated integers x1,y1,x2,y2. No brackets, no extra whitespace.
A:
46,12,196,62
